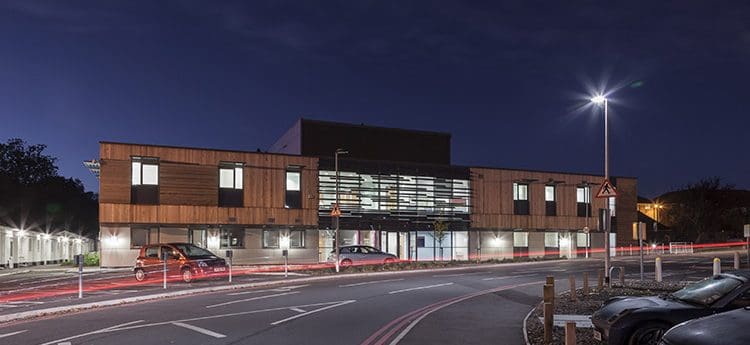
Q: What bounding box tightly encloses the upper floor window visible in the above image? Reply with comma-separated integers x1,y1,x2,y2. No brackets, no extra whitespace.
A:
576,186,591,217
545,185,556,216
513,183,529,215
131,157,159,204
285,170,302,209
219,163,243,207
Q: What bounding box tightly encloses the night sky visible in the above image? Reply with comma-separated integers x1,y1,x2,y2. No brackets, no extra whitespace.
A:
1,1,748,197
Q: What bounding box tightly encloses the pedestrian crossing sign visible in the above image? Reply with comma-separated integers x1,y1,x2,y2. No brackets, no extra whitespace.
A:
595,179,618,198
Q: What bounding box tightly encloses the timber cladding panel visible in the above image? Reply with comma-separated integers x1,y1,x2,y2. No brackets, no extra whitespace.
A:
613,177,638,245
471,167,612,230
98,142,318,226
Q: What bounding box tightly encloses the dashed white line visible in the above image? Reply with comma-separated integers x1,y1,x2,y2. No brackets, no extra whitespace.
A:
339,279,404,288
205,291,299,309
172,322,226,338
432,271,490,278
270,300,356,325
388,283,454,294
289,307,306,313
0,330,27,339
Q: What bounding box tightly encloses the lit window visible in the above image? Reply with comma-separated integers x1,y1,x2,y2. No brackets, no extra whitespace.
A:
289,230,305,248
263,230,280,248
220,228,245,248
577,233,588,247
513,232,528,247
545,185,555,202
609,198,616,217
131,158,159,186
286,171,300,191
577,187,590,203
219,164,243,189
131,162,141,185
544,233,559,247
513,183,528,201
285,170,302,209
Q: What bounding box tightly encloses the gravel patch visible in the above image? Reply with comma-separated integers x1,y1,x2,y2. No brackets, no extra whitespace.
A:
525,280,688,345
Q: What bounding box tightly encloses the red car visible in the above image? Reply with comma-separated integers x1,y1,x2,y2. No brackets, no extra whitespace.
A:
133,243,228,283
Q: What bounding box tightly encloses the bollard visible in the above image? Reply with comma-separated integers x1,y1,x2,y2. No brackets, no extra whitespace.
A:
565,321,576,345
597,270,603,290
543,284,555,304
569,276,577,302
735,252,741,270
713,258,721,275
544,302,554,344
582,272,589,295
619,266,625,286
655,257,662,282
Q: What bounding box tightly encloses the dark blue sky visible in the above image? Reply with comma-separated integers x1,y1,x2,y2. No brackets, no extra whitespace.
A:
1,1,748,197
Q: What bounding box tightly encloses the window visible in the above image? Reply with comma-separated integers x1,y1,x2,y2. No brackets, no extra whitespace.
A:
263,230,280,248
545,186,555,201
285,170,302,209
289,230,305,248
545,185,556,216
220,228,245,248
513,183,530,215
219,163,244,207
513,183,528,200
131,157,159,204
131,227,155,248
577,233,588,247
513,232,528,247
145,246,159,258
189,229,207,248
544,233,559,247
577,186,591,217
609,197,616,217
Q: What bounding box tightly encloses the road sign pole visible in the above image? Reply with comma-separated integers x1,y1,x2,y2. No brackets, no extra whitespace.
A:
639,224,644,281
76,254,83,299
162,252,167,290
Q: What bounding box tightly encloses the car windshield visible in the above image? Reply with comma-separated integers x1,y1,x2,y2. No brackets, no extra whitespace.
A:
173,244,216,259
671,275,742,306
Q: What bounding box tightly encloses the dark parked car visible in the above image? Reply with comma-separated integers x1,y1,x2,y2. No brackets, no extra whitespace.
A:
658,306,750,345
134,243,228,283
592,271,750,345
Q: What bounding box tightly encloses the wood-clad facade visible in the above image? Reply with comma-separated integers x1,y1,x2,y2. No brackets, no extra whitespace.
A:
99,142,318,227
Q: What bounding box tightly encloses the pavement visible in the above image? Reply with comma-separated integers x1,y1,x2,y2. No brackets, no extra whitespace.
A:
0,252,741,345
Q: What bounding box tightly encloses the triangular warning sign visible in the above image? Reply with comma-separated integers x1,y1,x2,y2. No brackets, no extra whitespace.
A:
596,179,618,198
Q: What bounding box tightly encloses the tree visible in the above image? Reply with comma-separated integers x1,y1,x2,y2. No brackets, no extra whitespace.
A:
0,138,58,184
0,138,98,238
433,221,449,261
662,177,748,243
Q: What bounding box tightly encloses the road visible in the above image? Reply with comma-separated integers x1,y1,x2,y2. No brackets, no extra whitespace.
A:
0,252,740,345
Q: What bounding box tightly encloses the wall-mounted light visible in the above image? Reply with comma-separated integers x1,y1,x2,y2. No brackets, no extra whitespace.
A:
560,237,570,247
43,234,51,240
74,238,82,244
280,234,291,250
18,230,27,238
490,236,503,247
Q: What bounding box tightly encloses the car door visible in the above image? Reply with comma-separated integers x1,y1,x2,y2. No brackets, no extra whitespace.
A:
161,245,182,276
365,246,387,262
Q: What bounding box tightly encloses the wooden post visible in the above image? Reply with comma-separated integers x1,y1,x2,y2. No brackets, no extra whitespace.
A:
619,266,625,286
544,302,554,344
543,284,555,303
597,270,603,290
583,272,589,295
546,276,555,286
569,276,577,302
565,321,576,345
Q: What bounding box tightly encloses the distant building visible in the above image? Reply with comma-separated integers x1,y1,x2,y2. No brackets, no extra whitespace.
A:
96,119,638,267
0,227,91,268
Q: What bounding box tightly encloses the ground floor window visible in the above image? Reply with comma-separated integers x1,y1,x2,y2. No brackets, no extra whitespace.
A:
263,230,279,248
289,230,305,248
513,232,529,258
221,228,245,248
189,229,207,248
131,227,158,248
544,232,559,258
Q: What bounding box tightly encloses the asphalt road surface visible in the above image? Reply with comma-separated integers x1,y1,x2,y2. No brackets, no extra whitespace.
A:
0,252,740,345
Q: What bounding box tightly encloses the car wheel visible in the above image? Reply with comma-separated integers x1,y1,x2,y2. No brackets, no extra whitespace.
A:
181,268,193,283
340,259,353,268
384,258,396,264
134,268,146,282
628,322,670,345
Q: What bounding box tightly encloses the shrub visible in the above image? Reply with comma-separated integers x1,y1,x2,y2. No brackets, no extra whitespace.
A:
84,252,99,266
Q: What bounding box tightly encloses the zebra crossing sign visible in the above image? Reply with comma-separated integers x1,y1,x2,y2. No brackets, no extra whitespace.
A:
595,179,617,198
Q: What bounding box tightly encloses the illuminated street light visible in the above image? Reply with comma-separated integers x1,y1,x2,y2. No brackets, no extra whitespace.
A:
591,93,612,284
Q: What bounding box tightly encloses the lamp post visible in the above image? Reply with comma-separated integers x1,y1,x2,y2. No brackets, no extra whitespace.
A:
334,148,348,273
591,95,611,284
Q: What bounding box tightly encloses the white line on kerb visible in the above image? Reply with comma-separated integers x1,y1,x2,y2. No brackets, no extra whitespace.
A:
339,279,404,288
172,322,226,338
270,300,356,325
0,330,27,339
388,283,453,294
205,291,299,309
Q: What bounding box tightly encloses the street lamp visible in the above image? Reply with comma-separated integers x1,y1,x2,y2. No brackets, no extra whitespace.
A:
591,94,612,284
334,148,348,273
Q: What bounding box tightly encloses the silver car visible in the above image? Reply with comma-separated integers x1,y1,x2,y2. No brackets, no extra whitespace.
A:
328,245,398,267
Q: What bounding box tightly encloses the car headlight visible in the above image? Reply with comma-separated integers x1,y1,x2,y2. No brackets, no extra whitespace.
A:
198,261,208,268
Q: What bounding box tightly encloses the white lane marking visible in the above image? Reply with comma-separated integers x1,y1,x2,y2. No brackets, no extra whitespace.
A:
39,320,144,345
172,322,226,338
205,291,299,309
0,304,19,308
482,274,536,281
339,279,404,288
289,307,306,313
432,271,490,278
227,284,308,296
0,330,27,339
389,281,542,345
58,342,71,345
388,283,453,294
7,301,44,304
270,300,356,325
